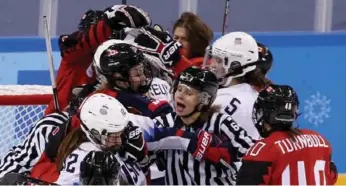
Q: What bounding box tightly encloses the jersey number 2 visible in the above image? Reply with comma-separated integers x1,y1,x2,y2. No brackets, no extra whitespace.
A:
282,160,326,185
63,153,78,173
225,98,241,115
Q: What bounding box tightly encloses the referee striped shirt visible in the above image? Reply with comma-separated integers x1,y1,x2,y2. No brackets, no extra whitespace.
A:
0,112,69,178
133,112,255,185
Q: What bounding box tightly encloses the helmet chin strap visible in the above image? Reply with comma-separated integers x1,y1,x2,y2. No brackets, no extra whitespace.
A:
220,76,233,87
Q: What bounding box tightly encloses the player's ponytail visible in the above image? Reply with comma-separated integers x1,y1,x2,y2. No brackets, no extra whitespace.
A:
56,128,88,171
199,104,221,122
237,68,272,91
285,127,302,142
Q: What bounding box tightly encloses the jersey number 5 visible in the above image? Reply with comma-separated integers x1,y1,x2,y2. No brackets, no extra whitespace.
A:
122,163,140,183
225,98,241,115
282,160,326,185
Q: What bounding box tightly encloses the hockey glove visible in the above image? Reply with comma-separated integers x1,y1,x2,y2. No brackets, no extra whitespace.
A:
80,151,120,185
103,5,151,31
153,24,164,32
120,122,148,163
78,9,104,30
68,79,103,116
134,26,183,67
187,130,231,169
58,31,80,57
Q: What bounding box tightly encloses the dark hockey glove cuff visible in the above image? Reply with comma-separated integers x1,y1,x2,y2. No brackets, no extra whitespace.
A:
103,5,151,31
68,80,101,116
120,122,148,162
58,31,80,57
80,151,120,185
134,26,183,67
78,10,104,30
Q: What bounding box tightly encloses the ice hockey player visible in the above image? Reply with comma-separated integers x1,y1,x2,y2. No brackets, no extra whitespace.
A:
46,5,204,115
45,4,152,115
0,38,171,184
203,32,273,140
55,93,148,185
236,84,338,185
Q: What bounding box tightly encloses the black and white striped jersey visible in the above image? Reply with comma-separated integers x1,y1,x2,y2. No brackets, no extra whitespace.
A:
0,112,69,178
131,112,255,185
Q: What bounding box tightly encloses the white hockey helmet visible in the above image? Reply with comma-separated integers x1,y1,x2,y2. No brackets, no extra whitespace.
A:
203,31,259,87
79,93,129,150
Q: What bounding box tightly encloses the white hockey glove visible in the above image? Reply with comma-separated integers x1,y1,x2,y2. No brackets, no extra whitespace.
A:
103,5,151,31
133,26,183,67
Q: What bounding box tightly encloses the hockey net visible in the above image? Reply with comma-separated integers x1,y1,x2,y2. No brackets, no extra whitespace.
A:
0,85,53,158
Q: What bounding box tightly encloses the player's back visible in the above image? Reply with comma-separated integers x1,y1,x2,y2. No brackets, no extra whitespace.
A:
56,142,100,185
148,77,171,103
213,83,260,139
272,129,332,185
243,129,333,185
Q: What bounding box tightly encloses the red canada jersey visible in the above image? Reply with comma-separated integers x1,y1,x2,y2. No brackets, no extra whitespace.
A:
236,129,337,185
45,19,112,115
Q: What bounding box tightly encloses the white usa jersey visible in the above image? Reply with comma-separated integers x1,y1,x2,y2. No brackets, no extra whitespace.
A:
55,142,146,185
148,77,172,104
56,142,99,185
213,83,260,140
148,77,170,179
147,77,171,179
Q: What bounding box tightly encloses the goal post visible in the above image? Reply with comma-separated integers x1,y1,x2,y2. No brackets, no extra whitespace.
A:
0,85,52,158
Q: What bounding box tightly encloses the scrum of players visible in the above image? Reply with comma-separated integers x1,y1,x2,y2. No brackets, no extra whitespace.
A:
0,4,338,186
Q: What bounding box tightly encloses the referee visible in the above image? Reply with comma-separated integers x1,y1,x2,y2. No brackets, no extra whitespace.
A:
133,67,255,185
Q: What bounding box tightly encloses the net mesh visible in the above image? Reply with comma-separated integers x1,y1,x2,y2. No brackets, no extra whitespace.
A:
0,85,52,158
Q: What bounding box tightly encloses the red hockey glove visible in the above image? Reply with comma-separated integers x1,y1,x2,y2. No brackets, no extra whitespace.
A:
187,130,231,168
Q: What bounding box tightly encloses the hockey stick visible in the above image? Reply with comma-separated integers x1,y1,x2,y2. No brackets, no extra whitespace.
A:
43,16,60,112
221,0,230,35
20,174,59,185
0,172,58,185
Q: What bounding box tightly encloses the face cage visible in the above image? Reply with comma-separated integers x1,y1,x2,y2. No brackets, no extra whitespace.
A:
202,50,228,85
128,61,153,94
203,46,258,86
103,61,153,94
88,128,123,152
